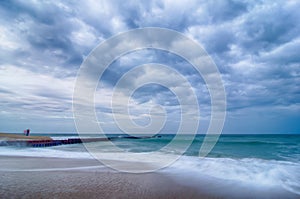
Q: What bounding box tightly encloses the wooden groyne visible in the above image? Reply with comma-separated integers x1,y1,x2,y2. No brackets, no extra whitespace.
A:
27,137,110,147
0,133,153,147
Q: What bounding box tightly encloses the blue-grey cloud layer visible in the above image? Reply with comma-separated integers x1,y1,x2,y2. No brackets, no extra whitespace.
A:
0,0,299,133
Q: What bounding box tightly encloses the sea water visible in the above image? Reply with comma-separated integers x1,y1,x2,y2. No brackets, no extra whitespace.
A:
1,134,300,197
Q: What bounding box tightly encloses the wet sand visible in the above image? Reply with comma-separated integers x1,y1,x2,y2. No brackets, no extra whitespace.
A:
0,156,211,199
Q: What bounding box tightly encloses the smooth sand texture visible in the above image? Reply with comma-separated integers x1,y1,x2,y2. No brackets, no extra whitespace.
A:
0,156,210,199
0,132,53,140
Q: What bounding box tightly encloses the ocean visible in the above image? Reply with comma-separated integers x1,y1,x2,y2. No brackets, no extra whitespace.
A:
1,134,300,197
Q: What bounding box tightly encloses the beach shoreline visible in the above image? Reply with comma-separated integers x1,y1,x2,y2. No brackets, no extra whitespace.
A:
1,155,299,199
0,155,211,199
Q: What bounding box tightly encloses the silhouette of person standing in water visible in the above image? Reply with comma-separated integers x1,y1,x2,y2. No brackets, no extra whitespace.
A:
26,129,30,136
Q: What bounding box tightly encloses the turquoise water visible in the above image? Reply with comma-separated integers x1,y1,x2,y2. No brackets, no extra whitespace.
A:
110,134,300,162
4,133,298,162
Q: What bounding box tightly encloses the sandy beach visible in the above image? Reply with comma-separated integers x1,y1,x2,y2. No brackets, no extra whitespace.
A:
0,156,211,199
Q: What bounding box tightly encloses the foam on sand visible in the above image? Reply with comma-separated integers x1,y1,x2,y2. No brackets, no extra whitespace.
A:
0,156,206,199
164,156,300,197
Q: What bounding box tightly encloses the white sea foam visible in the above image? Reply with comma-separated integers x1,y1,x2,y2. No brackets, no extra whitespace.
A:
0,146,93,159
0,165,105,172
164,156,300,196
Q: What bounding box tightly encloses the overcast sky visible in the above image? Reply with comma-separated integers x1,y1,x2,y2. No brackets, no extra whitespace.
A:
0,0,299,134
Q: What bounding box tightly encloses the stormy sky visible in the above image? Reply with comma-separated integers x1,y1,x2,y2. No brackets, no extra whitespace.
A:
0,0,299,134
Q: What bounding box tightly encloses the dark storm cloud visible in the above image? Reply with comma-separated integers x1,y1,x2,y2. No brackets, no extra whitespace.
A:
100,49,201,86
131,84,180,106
0,0,95,73
238,3,300,53
191,1,300,115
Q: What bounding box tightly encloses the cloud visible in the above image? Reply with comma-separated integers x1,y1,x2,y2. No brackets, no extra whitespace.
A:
0,65,74,116
0,0,299,133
